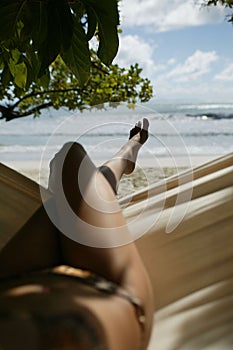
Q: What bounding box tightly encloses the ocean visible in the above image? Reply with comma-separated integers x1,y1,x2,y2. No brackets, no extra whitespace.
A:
1,102,233,173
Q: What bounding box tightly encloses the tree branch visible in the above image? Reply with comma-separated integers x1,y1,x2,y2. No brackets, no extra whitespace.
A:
12,87,84,109
0,102,53,122
20,102,54,118
91,60,109,75
0,106,19,121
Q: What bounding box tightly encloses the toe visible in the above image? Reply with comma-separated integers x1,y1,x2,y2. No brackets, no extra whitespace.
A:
136,120,142,128
139,118,149,144
129,121,141,139
142,118,149,131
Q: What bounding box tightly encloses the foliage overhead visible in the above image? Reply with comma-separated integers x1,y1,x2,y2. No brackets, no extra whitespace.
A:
0,54,153,121
204,0,233,23
0,0,153,122
0,0,120,90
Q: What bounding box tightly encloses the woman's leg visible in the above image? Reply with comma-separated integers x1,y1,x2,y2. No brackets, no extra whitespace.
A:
49,118,153,348
99,118,149,193
49,118,150,276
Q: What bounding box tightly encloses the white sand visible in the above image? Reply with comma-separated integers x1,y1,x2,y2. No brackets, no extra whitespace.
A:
2,154,220,197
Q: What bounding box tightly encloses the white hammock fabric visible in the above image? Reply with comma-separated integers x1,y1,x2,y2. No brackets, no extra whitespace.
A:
120,153,233,349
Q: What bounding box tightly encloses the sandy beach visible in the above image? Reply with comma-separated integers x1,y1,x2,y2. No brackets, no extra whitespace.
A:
3,154,220,198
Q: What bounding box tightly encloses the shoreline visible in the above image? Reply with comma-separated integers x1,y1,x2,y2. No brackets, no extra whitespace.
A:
2,154,221,197
3,154,220,170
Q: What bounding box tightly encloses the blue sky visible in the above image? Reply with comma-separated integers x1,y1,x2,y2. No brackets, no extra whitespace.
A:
113,0,233,102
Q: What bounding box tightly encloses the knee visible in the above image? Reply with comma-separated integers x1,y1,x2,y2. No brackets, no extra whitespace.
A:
49,142,87,178
62,142,86,157
52,142,87,167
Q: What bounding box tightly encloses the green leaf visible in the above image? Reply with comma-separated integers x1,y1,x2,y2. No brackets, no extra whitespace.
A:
1,66,12,86
38,70,50,89
8,60,27,89
61,15,90,85
24,64,33,90
85,0,119,65
21,53,37,89
86,7,97,41
0,0,29,40
6,49,29,88
22,1,48,48
11,49,21,63
38,0,73,76
59,1,73,50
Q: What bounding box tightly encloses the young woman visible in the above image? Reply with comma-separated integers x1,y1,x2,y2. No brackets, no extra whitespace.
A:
0,119,154,349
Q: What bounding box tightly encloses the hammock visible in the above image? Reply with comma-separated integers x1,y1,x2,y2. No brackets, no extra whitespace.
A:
0,163,59,276
0,153,233,349
121,153,233,349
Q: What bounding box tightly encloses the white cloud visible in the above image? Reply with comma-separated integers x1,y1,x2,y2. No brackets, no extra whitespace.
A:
167,58,176,65
214,63,233,81
113,35,163,76
165,50,218,82
120,0,228,32
155,80,233,102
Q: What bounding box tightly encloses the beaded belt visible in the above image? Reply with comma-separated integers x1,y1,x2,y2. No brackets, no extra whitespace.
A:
48,265,146,346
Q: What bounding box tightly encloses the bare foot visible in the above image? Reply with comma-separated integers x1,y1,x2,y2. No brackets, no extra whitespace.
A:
129,118,149,144
98,119,149,194
124,118,149,174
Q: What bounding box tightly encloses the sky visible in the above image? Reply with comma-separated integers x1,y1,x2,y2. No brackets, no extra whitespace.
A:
113,0,233,103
